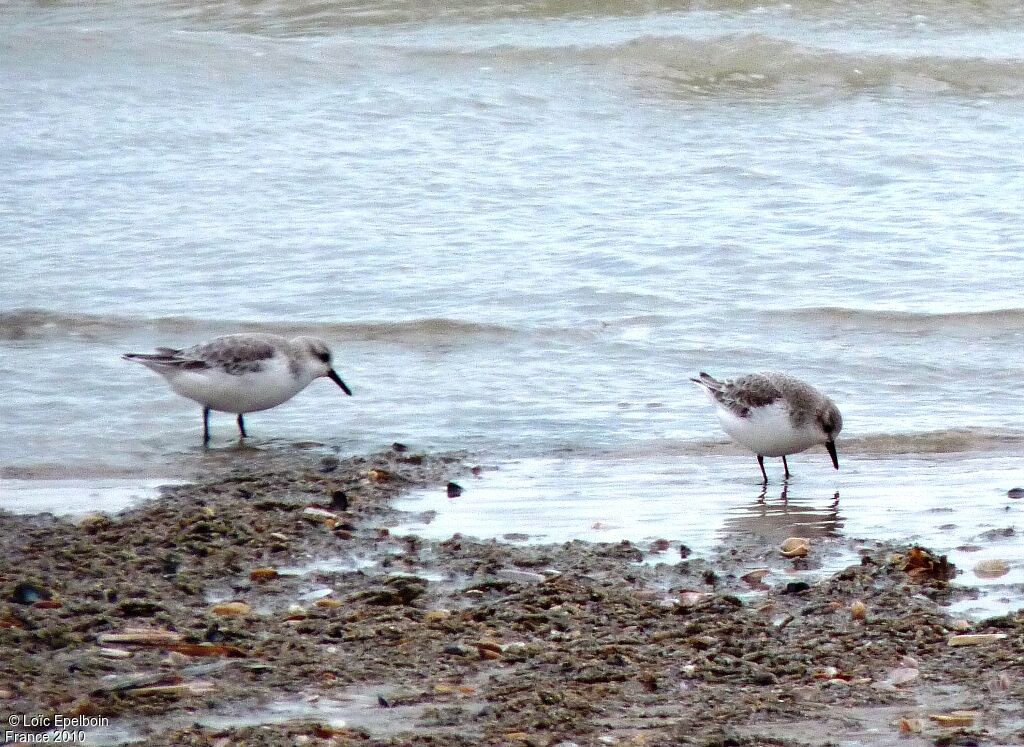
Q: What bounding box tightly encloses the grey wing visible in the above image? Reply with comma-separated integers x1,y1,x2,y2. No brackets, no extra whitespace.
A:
716,373,783,417
184,336,278,375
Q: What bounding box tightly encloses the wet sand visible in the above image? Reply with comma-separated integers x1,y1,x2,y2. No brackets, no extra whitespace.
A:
1,448,1022,746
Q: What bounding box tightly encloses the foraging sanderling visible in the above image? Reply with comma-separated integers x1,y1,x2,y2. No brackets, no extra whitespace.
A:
124,333,352,445
692,371,842,483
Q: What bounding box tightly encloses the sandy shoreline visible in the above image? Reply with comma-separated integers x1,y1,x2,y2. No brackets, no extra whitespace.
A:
1,447,1022,746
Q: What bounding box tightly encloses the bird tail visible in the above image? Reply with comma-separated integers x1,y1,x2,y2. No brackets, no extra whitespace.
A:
123,349,205,371
690,371,720,389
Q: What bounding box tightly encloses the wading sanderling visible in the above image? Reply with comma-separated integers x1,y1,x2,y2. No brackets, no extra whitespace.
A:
124,333,352,445
691,371,842,483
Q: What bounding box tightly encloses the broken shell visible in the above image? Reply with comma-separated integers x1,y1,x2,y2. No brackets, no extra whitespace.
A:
741,569,770,585
678,591,711,608
948,633,1007,646
367,469,392,482
928,711,977,727
167,643,246,658
888,667,919,686
249,568,280,582
949,619,972,632
780,537,810,558
314,598,343,609
898,718,924,734
127,680,216,698
850,600,867,621
211,602,251,617
98,648,133,659
423,609,452,623
973,559,1010,579
301,507,338,528
97,630,184,646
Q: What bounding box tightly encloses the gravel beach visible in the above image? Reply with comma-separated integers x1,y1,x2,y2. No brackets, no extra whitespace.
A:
2,448,1022,746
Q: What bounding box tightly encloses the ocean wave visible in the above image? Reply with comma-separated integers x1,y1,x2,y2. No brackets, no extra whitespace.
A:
566,428,1024,460
773,306,1024,334
117,0,1024,35
574,34,1024,97
841,428,1024,456
0,308,521,346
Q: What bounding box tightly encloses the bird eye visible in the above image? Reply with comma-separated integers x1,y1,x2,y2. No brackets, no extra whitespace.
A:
316,351,330,363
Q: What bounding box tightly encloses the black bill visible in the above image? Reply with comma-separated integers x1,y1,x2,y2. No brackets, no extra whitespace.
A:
825,440,839,470
328,369,353,396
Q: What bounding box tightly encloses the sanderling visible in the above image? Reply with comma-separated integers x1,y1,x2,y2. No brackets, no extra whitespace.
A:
124,333,352,445
692,371,842,483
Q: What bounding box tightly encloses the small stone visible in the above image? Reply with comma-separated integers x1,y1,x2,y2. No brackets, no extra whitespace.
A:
973,559,1010,579
783,581,810,594
1007,487,1023,499
249,568,280,582
9,582,50,605
315,598,343,609
423,609,452,623
446,482,464,498
319,455,340,473
851,600,867,621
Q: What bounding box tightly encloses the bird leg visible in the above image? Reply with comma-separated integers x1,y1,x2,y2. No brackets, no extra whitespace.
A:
237,414,247,439
757,454,768,484
202,407,211,447
782,455,791,479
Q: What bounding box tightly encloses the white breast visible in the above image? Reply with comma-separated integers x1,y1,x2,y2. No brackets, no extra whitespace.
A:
164,355,311,413
716,402,824,457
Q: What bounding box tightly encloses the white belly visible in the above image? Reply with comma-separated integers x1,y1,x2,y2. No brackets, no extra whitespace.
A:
165,359,310,413
716,402,823,457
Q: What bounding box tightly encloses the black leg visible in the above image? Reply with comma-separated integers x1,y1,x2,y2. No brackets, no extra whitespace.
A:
782,455,791,479
757,454,767,484
202,407,211,447
237,413,247,439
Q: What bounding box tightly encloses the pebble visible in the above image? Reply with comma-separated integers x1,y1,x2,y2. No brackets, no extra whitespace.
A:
973,559,1010,578
249,568,280,582
496,569,546,584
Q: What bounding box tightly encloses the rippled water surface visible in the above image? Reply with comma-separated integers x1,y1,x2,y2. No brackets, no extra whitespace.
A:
1,0,1022,599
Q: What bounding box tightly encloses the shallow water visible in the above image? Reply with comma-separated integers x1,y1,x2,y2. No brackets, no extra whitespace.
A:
1,0,1022,609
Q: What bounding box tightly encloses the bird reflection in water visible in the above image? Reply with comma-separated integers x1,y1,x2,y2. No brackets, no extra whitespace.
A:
723,487,843,545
